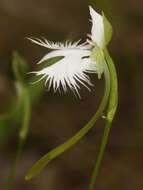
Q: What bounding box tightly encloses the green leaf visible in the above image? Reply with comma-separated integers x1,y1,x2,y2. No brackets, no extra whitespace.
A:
102,12,113,46
12,51,28,82
0,51,46,144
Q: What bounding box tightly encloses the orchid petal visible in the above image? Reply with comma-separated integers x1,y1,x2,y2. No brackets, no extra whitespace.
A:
89,6,105,48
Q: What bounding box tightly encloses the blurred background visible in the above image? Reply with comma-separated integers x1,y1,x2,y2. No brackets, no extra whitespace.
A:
0,0,143,190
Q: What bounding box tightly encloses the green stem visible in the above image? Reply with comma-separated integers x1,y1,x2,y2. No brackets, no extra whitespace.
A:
88,49,118,190
4,87,31,190
25,63,110,180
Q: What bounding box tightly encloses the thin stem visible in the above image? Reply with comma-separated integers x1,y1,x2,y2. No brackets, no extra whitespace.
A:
88,49,118,190
25,64,110,180
4,87,31,190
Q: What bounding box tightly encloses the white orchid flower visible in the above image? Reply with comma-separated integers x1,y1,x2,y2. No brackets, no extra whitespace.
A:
29,6,111,96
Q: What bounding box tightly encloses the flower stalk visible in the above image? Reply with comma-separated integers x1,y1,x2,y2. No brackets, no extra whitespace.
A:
88,48,118,190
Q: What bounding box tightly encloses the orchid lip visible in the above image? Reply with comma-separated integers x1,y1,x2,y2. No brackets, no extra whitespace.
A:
28,6,107,96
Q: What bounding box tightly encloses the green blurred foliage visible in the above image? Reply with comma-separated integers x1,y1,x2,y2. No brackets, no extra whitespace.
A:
0,52,45,144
